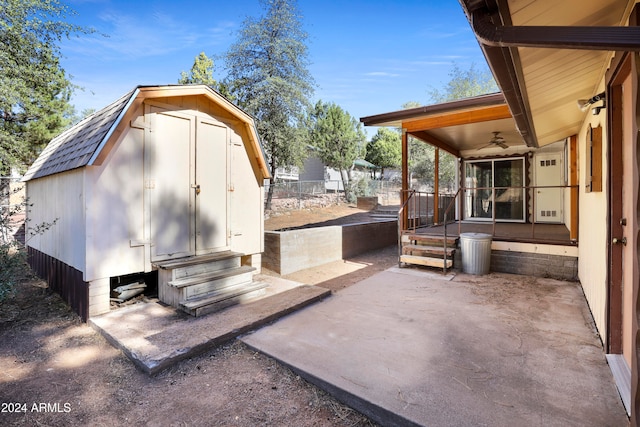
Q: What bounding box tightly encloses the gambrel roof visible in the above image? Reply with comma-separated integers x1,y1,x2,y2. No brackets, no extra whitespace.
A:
23,85,271,181
23,89,136,181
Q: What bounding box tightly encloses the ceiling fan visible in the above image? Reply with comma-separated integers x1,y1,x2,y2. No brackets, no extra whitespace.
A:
479,131,508,149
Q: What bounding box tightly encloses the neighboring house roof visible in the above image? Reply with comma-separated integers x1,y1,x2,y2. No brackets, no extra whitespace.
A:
23,85,271,182
353,159,377,169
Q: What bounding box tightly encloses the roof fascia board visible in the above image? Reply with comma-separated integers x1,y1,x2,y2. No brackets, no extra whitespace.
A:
403,104,512,132
360,93,505,127
88,85,271,180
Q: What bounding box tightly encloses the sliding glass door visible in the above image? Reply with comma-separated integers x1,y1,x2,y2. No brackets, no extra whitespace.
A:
464,158,525,222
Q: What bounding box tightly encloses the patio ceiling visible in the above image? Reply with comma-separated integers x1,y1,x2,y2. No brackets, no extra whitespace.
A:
360,93,522,156
362,1,638,153
460,0,638,148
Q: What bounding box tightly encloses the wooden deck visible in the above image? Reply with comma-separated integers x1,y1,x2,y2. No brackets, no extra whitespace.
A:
408,221,575,246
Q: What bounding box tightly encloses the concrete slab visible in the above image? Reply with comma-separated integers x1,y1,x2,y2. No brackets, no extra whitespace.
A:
90,275,330,374
241,269,627,427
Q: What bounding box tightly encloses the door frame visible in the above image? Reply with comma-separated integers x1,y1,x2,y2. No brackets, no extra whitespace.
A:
145,103,231,262
605,49,640,418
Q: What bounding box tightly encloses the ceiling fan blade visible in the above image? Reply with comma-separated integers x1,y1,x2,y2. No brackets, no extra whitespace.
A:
478,142,495,150
496,141,508,149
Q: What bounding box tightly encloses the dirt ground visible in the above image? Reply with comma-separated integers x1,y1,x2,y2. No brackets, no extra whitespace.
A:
265,202,387,231
0,204,397,426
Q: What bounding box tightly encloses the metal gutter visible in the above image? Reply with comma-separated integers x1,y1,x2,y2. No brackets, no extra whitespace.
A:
471,9,640,51
459,0,640,148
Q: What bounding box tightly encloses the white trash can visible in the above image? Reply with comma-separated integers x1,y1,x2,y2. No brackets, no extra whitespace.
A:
460,232,492,275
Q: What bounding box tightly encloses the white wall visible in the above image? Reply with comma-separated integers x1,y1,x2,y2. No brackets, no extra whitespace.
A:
26,169,86,273
230,129,264,256
577,104,609,341
85,109,146,282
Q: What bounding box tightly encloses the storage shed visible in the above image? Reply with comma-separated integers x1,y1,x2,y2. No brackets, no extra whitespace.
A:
23,85,271,321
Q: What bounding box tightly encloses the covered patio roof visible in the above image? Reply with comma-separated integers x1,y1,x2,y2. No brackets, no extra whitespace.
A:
459,0,639,148
360,93,522,157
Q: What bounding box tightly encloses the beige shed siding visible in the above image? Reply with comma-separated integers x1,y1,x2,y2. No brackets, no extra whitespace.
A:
85,111,146,282
577,110,609,341
26,169,86,272
230,130,264,256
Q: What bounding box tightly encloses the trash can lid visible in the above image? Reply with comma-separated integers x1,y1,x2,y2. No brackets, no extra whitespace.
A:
460,232,492,241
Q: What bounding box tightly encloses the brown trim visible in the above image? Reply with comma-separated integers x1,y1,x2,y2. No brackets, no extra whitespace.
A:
408,131,460,158
434,148,440,223
401,130,409,229
359,93,505,127
471,8,640,51
27,247,89,322
607,80,624,355
403,104,511,132
569,135,579,241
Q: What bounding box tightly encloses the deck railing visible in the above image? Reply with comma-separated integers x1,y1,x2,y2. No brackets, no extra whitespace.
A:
398,184,579,258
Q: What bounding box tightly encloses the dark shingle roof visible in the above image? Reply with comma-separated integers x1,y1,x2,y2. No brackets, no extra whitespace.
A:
23,88,137,181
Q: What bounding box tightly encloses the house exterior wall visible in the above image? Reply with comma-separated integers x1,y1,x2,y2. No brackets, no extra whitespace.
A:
26,169,86,272
85,105,146,282
577,85,609,341
299,156,325,181
230,129,264,261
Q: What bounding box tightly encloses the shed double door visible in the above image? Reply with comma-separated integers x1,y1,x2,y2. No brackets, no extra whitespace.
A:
148,107,229,261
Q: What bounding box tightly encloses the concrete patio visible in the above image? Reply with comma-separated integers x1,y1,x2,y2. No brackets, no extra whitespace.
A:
242,267,627,426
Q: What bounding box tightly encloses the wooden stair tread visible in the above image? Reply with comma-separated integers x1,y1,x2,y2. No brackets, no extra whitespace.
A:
169,265,256,288
180,281,269,309
405,234,458,244
154,251,244,269
402,244,455,256
400,255,453,268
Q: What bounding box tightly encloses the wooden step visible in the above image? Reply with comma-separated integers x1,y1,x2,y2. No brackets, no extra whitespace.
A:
154,251,243,269
180,281,269,317
403,234,458,246
168,265,256,288
402,244,455,257
155,251,243,280
400,255,453,269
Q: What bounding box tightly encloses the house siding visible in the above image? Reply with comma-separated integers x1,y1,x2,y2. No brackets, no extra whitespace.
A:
85,105,146,282
26,169,86,273
577,100,609,342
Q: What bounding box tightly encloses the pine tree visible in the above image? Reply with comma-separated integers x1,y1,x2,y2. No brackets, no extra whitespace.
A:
0,0,90,176
223,0,314,209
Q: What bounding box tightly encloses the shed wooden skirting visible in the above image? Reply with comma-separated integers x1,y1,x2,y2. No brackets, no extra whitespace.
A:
28,247,89,322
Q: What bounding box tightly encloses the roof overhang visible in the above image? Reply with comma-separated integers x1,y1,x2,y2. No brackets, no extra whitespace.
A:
459,0,640,148
361,93,519,156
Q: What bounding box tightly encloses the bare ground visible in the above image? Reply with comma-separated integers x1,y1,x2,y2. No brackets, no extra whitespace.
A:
0,204,397,426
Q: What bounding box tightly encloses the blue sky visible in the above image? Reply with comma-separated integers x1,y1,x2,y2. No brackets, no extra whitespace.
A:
62,0,488,124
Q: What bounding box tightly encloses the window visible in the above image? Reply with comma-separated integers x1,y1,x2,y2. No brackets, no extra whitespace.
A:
464,157,525,222
586,124,602,192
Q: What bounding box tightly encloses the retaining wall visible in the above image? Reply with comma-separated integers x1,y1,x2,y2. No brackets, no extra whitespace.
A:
263,220,396,275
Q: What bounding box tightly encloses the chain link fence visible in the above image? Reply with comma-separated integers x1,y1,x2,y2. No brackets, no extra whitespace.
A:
264,179,402,212
1,177,26,244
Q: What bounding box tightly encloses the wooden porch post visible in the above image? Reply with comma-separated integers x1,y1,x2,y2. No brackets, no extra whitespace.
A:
401,129,409,229
569,134,578,240
434,147,440,224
